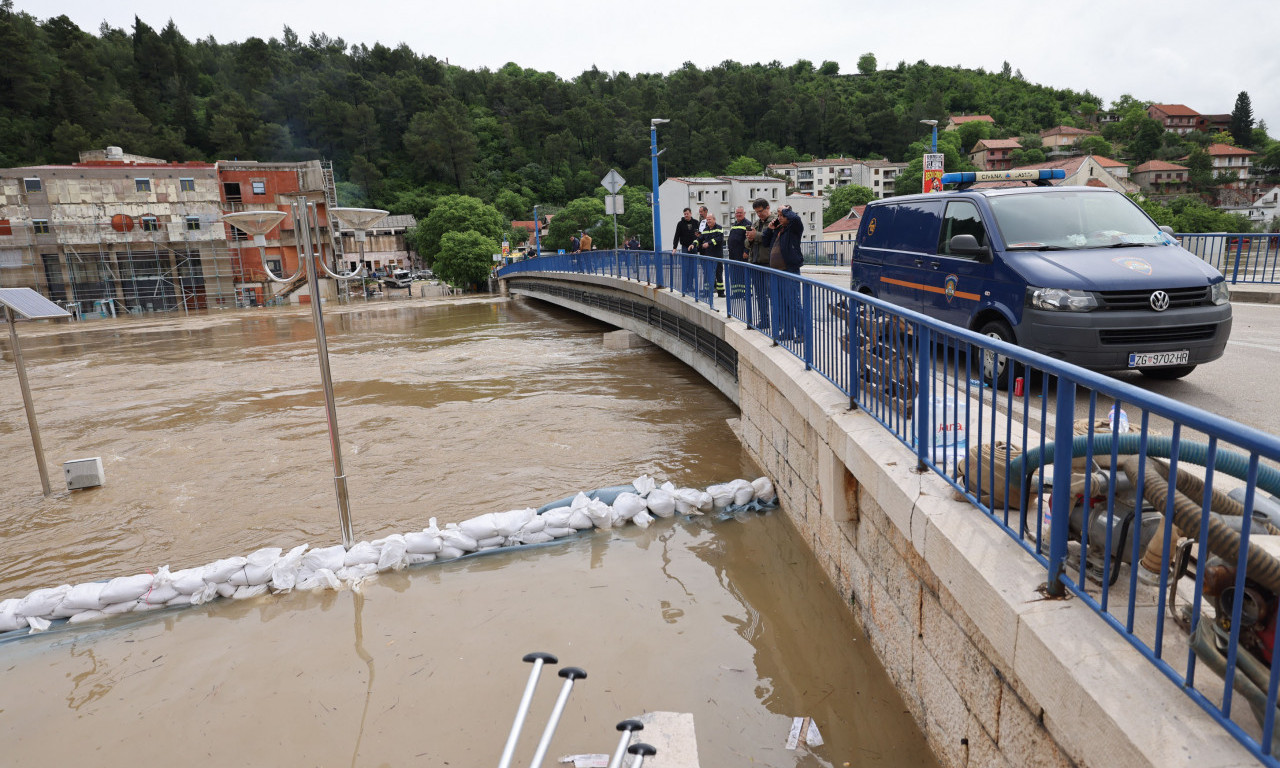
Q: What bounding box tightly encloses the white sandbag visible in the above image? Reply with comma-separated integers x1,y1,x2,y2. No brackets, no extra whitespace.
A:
519,516,546,535
215,582,236,599
458,513,500,541
660,481,676,493
706,484,734,511
440,527,478,552
633,475,656,497
191,582,219,605
62,582,107,612
406,553,437,566
100,600,138,615
476,535,506,549
232,584,269,600
646,488,676,518
613,492,647,522
68,610,107,624
631,509,654,529
247,547,283,566
141,584,180,606
304,545,346,573
517,530,555,545
544,526,576,539
166,595,194,607
672,488,703,515
229,563,274,587
377,535,408,572
568,508,594,530
26,616,51,632
695,490,713,512
297,568,341,592
170,568,207,595
204,557,248,584
541,508,573,528
133,600,165,612
271,544,308,591
344,541,380,567
100,575,153,605
0,599,28,632
337,563,378,588
752,476,776,503
587,495,618,526
494,508,535,538
436,545,465,561
18,585,70,620
405,531,443,554
729,479,755,506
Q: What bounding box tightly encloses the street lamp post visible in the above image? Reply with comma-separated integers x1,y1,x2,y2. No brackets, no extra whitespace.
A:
533,204,541,256
920,119,939,153
650,119,669,253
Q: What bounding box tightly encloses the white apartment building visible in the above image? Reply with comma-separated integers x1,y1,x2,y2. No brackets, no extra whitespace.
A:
658,176,822,248
767,158,907,199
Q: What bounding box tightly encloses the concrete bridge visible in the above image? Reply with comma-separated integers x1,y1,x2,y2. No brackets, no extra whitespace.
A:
499,267,1258,768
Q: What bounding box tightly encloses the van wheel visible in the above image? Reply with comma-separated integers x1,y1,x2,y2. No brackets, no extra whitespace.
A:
1139,365,1196,380
978,319,1017,387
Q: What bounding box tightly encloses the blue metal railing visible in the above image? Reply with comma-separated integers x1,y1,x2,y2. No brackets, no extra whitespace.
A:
499,250,1280,763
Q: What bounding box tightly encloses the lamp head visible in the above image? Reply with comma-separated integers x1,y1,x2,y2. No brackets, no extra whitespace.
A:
650,118,670,127
920,119,938,127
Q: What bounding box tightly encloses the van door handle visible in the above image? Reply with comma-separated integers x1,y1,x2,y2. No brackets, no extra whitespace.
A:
915,259,941,269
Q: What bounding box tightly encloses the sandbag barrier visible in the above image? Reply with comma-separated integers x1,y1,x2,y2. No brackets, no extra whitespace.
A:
0,476,776,641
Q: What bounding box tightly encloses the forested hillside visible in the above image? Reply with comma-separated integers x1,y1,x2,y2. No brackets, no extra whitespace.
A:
3,5,1107,209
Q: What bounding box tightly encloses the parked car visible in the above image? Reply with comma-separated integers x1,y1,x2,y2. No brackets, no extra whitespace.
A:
849,182,1232,381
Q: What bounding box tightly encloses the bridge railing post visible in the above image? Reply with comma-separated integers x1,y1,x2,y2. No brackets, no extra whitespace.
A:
915,324,931,471
801,279,813,370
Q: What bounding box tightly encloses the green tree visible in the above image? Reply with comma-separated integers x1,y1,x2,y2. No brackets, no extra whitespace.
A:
1077,135,1114,158
403,99,478,187
955,120,992,153
856,53,876,76
435,230,497,287
1127,118,1166,163
546,196,606,251
417,194,504,265
823,184,875,227
724,155,763,175
494,188,527,220
1010,148,1045,166
1230,91,1254,148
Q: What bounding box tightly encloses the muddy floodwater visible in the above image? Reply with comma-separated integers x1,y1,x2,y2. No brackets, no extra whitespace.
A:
0,297,937,767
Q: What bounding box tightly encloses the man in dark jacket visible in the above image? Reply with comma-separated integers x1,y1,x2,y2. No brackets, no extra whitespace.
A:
767,205,805,340
727,206,750,262
744,199,775,329
672,207,699,253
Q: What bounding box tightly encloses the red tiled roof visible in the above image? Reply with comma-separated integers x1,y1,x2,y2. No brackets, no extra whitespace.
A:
972,139,1022,151
1133,160,1188,173
1150,104,1199,116
823,206,866,234
1085,178,1109,188
1040,126,1097,137
1205,143,1257,156
949,115,995,124
1092,156,1128,168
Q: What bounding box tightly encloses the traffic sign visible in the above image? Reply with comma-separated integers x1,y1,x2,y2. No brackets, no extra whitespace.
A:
605,195,624,215
601,169,626,194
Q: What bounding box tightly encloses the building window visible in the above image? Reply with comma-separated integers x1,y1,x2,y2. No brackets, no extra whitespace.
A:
185,216,201,231
223,182,242,203
180,178,196,192
229,225,248,241
251,180,266,195
136,178,152,192
23,178,42,193
0,219,10,236
33,219,51,234
141,216,159,232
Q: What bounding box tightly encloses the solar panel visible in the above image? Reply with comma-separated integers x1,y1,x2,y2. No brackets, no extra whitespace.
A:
0,288,72,319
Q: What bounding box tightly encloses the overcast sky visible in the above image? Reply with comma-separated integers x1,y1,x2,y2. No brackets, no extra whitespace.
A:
19,0,1280,144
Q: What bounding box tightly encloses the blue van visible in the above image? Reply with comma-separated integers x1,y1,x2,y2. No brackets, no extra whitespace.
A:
849,181,1232,381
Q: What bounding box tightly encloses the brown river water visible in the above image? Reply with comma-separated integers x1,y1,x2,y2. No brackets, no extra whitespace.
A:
0,296,937,767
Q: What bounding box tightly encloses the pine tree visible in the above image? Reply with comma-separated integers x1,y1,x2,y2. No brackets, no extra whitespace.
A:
1230,91,1254,148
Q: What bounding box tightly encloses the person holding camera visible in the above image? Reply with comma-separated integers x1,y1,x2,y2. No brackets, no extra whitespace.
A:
766,203,804,341
745,199,776,329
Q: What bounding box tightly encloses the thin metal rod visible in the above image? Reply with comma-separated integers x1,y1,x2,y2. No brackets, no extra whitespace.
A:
7,306,52,496
296,197,355,547
529,668,586,768
607,721,644,768
497,653,557,768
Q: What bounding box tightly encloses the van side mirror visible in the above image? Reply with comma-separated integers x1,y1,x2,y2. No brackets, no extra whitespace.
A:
949,234,990,259
1159,225,1174,236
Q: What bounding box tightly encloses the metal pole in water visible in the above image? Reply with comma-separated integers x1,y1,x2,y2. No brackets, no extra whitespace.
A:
529,667,587,768
7,306,52,496
295,197,355,547
497,652,559,768
607,720,644,768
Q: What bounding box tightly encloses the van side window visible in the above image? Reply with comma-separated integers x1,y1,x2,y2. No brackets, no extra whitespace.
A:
938,201,988,257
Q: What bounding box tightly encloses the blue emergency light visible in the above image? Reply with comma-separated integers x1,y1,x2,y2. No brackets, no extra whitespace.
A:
941,169,1066,188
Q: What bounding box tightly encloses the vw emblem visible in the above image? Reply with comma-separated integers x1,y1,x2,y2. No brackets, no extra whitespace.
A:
1149,290,1170,312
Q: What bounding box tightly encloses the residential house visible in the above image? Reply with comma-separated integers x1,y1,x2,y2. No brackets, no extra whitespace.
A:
1132,160,1190,195
1196,114,1232,134
822,205,865,245
968,139,1022,171
945,115,995,131
1039,126,1099,156
1199,143,1256,190
765,158,906,199
1094,155,1131,181
0,146,234,314
1148,104,1200,135
336,214,417,272
658,176,821,248
1249,187,1280,228
973,156,1137,194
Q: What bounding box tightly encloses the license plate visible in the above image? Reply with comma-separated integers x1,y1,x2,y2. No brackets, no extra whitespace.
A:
1128,350,1189,368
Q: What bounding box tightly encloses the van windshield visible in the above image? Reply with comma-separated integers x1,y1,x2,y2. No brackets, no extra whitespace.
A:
987,190,1167,250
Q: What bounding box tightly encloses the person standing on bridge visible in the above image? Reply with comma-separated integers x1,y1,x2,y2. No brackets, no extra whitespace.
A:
625,234,640,250
697,205,709,233
698,212,726,297
673,207,699,253
767,204,805,340
579,229,592,252
745,198,775,329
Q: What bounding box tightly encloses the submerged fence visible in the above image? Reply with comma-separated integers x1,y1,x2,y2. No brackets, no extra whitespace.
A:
499,249,1280,765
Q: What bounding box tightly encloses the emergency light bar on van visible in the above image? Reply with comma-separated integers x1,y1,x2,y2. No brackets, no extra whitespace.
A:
940,169,1066,187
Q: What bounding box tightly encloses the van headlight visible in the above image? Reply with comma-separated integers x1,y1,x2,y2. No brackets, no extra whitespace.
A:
1210,281,1230,305
1028,287,1098,311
